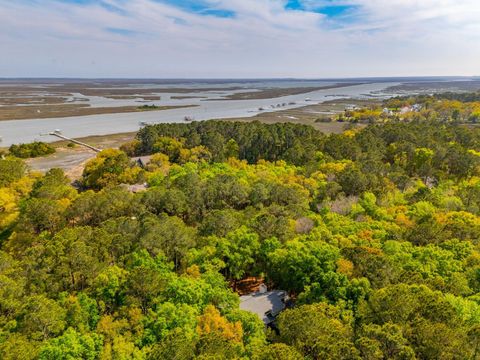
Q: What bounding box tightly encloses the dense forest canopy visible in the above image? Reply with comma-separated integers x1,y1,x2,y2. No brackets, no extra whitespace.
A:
132,121,324,165
3,109,480,358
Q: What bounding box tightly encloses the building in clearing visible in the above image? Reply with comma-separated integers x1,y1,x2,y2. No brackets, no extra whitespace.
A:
125,183,148,193
131,155,152,168
239,285,288,325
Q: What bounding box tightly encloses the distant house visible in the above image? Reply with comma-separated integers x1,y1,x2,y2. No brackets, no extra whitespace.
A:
400,106,412,114
383,108,394,116
131,155,152,168
412,104,422,112
240,284,288,326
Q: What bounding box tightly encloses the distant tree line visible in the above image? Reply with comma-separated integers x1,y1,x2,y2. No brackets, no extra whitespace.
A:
131,121,324,165
8,141,55,158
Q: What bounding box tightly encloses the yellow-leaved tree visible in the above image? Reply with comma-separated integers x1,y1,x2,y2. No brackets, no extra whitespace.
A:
196,305,243,342
0,188,18,230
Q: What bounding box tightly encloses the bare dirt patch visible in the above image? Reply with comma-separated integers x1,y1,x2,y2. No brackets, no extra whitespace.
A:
26,132,137,179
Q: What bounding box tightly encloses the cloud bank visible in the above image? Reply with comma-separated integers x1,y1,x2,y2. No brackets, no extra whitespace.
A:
1,0,479,78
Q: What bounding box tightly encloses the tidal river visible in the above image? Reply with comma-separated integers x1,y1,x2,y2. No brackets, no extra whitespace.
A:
0,82,396,146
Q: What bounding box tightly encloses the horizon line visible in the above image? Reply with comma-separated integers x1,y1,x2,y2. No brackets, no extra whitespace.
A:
0,75,478,81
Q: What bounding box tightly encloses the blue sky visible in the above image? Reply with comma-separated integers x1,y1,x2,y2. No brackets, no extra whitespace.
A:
285,0,356,17
0,0,479,77
55,0,353,18
150,0,356,18
154,0,235,17
56,0,357,19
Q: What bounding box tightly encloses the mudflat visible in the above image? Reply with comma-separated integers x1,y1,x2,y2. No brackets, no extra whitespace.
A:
219,83,363,100
0,104,197,121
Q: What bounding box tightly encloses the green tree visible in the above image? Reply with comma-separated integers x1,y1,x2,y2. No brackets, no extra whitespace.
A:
336,165,369,196
9,141,55,159
217,226,260,284
21,295,67,340
60,292,100,333
199,209,242,237
139,214,196,270
42,226,99,292
38,328,103,360
356,323,415,360
124,251,173,313
19,198,66,234
252,344,303,360
224,139,240,159
358,284,475,358
82,149,137,190
0,334,39,360
93,266,128,311
277,303,358,359
266,239,340,294
0,157,27,187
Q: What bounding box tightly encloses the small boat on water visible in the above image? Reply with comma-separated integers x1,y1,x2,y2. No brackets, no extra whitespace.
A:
184,116,194,122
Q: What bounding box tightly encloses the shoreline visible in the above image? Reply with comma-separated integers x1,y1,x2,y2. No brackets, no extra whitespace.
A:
0,82,399,146
0,104,197,121
215,83,364,100
0,85,354,121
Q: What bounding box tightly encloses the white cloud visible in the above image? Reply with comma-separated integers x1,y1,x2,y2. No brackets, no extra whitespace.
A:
0,0,479,77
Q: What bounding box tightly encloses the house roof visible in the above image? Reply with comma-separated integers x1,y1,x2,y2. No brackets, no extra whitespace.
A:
131,156,152,166
240,290,287,325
